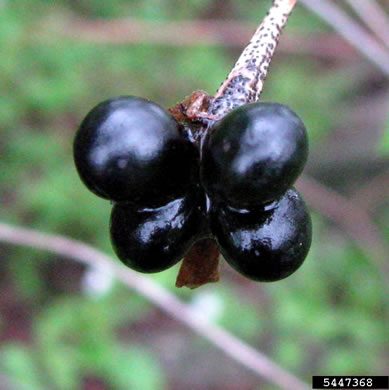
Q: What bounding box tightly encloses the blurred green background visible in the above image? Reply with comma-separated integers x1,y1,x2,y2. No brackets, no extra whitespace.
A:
1,1,388,389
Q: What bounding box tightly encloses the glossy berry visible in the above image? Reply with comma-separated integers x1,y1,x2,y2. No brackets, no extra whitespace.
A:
110,189,207,273
210,188,312,282
201,102,308,207
74,96,198,207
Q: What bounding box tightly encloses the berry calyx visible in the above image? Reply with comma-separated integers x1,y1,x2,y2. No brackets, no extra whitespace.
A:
210,188,312,282
74,96,198,207
201,102,308,207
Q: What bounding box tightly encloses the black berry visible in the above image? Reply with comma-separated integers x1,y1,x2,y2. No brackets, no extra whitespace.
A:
73,94,312,282
201,102,308,207
110,189,207,273
210,188,312,282
74,96,198,207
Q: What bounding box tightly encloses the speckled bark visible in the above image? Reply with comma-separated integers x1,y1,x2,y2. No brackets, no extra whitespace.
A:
211,0,297,118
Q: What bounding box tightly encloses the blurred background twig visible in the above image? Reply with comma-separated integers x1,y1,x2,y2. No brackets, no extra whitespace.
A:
0,222,311,390
300,0,389,76
344,0,389,50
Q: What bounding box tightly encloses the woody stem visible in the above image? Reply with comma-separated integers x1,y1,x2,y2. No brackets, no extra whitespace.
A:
210,0,298,118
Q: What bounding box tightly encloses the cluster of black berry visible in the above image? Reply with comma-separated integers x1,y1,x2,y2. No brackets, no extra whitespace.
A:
73,96,312,282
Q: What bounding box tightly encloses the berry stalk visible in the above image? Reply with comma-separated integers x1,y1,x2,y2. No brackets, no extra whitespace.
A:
210,0,297,118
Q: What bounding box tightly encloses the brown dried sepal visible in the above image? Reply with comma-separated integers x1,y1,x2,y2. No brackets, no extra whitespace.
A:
176,239,220,289
168,90,213,122
169,91,222,289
